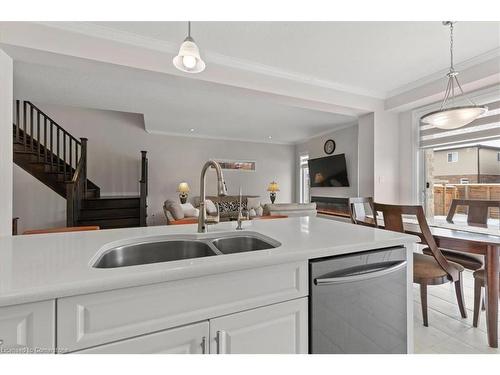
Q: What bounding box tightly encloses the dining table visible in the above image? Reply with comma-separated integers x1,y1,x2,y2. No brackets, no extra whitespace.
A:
359,214,500,348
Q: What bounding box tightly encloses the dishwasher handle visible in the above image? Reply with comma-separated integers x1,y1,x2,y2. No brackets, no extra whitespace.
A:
314,260,407,286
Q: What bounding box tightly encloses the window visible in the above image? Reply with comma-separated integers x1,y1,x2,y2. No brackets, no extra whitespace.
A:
460,178,469,184
299,154,309,204
447,152,458,163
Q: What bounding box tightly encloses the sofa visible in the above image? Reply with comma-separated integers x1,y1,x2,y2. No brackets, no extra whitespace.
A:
193,195,261,221
264,203,317,217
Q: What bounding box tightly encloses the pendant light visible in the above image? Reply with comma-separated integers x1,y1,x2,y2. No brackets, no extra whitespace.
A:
173,21,206,73
420,22,487,129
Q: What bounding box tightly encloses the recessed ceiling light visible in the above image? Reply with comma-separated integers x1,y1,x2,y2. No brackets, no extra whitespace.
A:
189,128,195,132
268,136,273,139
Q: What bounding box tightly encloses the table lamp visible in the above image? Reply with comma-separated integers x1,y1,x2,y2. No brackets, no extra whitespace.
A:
177,182,190,204
267,181,280,204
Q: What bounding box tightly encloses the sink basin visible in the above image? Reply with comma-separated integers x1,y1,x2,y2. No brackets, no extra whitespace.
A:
93,240,217,268
212,235,278,254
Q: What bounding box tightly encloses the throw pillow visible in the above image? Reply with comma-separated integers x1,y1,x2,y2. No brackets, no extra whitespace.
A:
247,197,261,210
205,199,217,214
249,208,257,218
255,206,264,216
164,200,184,220
180,203,198,217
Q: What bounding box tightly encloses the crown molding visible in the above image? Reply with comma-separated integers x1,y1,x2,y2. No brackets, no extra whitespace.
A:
35,21,387,99
386,47,500,99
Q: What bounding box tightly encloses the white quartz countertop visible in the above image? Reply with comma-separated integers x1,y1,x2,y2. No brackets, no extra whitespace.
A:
0,217,418,307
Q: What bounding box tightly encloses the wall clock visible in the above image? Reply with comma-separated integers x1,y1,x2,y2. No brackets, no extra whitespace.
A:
324,139,336,155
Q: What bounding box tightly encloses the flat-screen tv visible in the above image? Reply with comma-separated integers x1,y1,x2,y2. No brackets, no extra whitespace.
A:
308,154,349,187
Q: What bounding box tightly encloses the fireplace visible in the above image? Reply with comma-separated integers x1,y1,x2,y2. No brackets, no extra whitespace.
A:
311,196,350,218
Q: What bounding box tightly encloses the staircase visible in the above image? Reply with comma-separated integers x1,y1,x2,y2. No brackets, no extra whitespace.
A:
13,100,148,230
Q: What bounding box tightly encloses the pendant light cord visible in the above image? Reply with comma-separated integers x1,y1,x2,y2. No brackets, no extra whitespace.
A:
449,22,454,73
188,21,191,38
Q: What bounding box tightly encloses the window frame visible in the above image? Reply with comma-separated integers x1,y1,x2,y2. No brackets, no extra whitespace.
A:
447,151,458,163
299,154,309,204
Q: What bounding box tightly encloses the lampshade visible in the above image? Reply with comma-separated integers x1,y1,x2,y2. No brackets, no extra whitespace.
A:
173,37,206,74
420,106,488,129
267,181,280,192
177,182,190,193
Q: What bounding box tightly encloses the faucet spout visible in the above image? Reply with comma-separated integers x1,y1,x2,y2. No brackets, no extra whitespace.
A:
198,160,227,233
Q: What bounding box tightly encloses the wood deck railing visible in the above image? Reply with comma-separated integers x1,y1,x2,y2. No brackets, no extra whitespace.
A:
434,183,500,219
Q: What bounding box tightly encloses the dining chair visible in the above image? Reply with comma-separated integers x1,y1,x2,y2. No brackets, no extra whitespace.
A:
472,269,500,328
446,199,500,227
373,203,467,327
22,226,100,235
348,197,375,226
421,198,496,271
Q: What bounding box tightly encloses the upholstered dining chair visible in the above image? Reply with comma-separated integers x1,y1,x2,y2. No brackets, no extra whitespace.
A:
373,203,467,327
348,197,375,226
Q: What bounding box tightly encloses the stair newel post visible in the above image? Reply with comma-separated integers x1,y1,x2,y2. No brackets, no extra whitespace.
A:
139,150,148,227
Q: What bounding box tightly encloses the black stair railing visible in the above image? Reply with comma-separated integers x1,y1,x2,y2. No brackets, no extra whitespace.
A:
14,100,82,182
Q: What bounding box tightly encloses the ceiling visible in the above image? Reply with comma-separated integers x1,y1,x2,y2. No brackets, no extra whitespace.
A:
9,46,355,144
91,21,500,97
2,21,499,144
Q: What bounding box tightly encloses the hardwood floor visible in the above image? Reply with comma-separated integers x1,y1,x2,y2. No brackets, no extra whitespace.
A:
413,269,500,354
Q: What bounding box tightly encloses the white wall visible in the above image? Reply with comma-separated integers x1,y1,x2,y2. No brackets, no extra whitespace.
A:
357,113,375,198
13,104,295,227
296,124,359,199
0,49,13,236
373,111,401,204
13,165,66,234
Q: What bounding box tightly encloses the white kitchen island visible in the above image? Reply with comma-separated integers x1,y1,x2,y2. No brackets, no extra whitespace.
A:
0,217,418,354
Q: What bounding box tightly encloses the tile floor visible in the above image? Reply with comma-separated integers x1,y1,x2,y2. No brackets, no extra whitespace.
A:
413,269,500,354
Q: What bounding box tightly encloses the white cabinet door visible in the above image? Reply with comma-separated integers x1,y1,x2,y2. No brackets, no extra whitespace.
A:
209,298,308,354
77,321,209,354
0,300,55,354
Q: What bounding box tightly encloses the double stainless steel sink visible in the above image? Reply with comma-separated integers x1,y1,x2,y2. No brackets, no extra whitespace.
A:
93,232,281,269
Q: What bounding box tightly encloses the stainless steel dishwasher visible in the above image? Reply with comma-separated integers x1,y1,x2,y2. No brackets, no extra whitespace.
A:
309,247,408,354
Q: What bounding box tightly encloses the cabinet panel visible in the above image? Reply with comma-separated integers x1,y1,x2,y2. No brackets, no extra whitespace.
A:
58,261,307,351
77,321,209,354
0,300,55,354
209,298,308,354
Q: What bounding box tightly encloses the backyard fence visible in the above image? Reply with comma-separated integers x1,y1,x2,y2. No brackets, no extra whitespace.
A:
434,183,500,219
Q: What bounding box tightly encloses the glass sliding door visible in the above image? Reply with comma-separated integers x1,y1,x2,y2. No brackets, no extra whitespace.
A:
419,97,500,226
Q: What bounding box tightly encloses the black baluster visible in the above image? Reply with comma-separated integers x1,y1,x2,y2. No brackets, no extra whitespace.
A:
50,121,54,167
57,128,60,174
69,138,73,172
30,105,34,151
37,111,41,162
15,100,20,143
44,117,47,162
63,133,67,180
23,102,27,150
